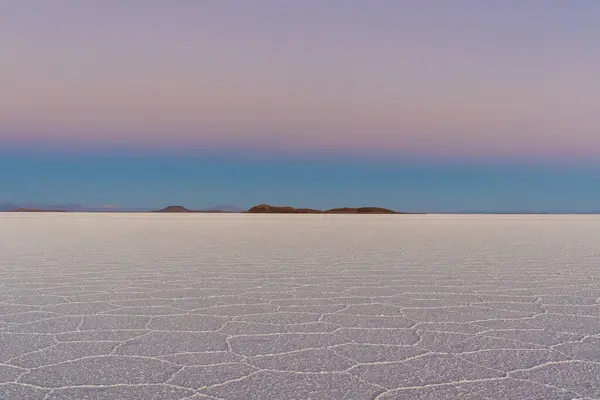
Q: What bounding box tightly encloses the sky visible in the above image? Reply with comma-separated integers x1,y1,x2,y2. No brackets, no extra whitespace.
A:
2,1,600,211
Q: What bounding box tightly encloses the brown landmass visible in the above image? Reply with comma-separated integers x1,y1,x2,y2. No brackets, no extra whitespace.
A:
326,207,400,214
145,204,408,214
155,205,193,213
154,205,229,213
247,204,404,214
4,204,405,214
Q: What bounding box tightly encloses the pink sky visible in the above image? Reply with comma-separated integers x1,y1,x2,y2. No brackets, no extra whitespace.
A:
2,1,599,160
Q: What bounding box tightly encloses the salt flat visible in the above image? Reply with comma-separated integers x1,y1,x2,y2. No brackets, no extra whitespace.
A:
1,213,600,400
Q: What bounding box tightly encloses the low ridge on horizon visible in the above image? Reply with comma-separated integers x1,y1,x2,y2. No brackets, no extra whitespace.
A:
246,204,404,214
0,202,244,213
3,202,600,214
153,204,404,214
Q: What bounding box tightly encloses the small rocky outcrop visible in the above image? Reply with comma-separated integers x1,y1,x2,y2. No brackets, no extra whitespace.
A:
155,205,192,213
295,208,323,213
247,204,300,213
326,207,398,214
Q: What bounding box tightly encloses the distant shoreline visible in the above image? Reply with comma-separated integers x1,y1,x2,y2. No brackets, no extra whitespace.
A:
154,204,407,214
3,210,600,215
2,203,599,215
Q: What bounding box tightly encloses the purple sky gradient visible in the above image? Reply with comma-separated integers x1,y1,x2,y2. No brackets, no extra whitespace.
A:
2,1,599,161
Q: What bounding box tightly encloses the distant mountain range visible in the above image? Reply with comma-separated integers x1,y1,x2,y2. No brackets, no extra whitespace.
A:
155,205,244,213
0,203,88,212
154,204,403,214
246,204,403,214
2,202,599,214
154,204,406,214
0,203,243,213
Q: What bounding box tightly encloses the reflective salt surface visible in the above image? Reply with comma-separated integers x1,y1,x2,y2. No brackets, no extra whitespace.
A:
1,213,599,400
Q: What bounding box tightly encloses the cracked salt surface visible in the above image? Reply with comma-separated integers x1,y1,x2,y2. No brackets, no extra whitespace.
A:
1,214,600,399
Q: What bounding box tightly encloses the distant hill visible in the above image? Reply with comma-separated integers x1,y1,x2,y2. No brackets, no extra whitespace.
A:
247,204,303,213
3,201,599,214
247,204,404,214
0,203,152,212
326,207,401,214
154,205,242,213
155,205,192,213
1,202,242,213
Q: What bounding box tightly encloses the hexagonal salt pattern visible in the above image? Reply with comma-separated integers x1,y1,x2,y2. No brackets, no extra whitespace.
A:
1,213,600,400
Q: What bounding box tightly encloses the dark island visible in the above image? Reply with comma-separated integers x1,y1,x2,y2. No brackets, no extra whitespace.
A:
153,204,405,214
2,204,407,214
155,205,193,213
247,204,404,214
154,205,229,213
